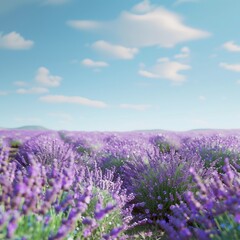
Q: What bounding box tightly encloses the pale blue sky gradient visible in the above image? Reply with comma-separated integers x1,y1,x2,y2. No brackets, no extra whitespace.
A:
1,0,240,131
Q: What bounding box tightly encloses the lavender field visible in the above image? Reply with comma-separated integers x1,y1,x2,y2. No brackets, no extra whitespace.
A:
0,129,239,239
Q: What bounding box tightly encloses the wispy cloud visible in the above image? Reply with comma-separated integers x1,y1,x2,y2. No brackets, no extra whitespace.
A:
92,41,138,59
120,104,151,111
139,58,191,84
35,67,62,87
16,87,49,94
68,1,209,48
12,67,61,95
220,62,240,72
81,58,109,68
132,0,154,13
0,32,34,50
67,20,101,30
40,95,108,108
174,46,190,59
139,70,158,78
222,41,240,52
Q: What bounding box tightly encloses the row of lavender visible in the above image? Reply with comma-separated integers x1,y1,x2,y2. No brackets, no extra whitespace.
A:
0,129,240,239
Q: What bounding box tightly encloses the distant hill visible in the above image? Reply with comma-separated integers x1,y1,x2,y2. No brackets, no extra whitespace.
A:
15,125,49,130
133,129,172,132
0,126,49,131
190,129,240,132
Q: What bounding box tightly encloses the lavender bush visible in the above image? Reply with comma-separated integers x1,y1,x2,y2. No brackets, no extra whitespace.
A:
0,138,136,239
14,133,81,169
149,134,180,154
161,159,240,240
94,134,150,178
123,149,209,225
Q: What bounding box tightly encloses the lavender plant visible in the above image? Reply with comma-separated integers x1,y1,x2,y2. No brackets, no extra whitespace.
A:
149,134,179,154
161,159,240,240
95,134,150,178
123,149,208,225
0,138,136,239
60,132,94,157
14,133,81,169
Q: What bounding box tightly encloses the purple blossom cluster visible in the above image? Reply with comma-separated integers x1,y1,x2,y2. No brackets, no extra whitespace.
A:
0,129,48,147
0,133,137,239
122,147,211,224
181,134,240,170
15,133,81,169
160,158,240,239
94,134,151,176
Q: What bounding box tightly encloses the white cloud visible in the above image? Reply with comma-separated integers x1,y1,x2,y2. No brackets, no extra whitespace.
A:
220,62,240,72
236,80,240,85
0,91,8,96
157,58,170,63
132,0,154,13
92,41,138,59
13,68,61,94
35,67,62,87
120,104,151,111
13,81,28,86
173,0,199,6
174,46,190,59
40,95,107,108
44,0,70,5
139,70,159,78
0,32,34,50
16,87,49,94
67,3,209,48
222,41,240,52
67,20,101,30
139,59,191,84
81,58,109,68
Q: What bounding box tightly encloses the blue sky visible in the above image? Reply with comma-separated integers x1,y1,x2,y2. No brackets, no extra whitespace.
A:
1,0,240,131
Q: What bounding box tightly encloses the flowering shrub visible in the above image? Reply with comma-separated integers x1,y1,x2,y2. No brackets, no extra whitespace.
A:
0,143,135,239
149,134,180,154
15,133,81,169
95,134,149,178
123,150,209,224
161,159,240,239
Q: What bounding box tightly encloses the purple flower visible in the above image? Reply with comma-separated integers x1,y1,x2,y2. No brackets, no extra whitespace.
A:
235,213,240,223
110,226,124,237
